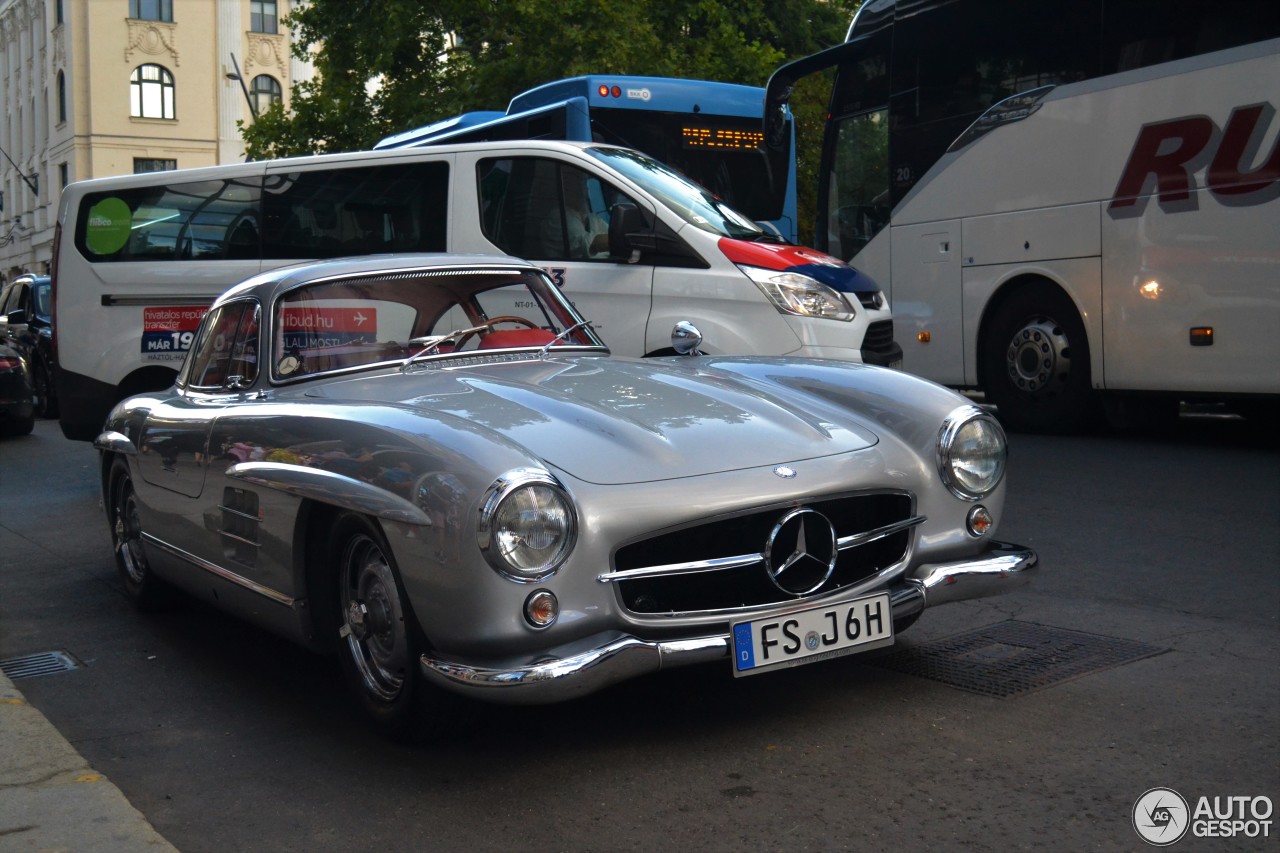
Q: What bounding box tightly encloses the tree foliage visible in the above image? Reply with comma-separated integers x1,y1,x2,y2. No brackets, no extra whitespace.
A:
242,0,860,242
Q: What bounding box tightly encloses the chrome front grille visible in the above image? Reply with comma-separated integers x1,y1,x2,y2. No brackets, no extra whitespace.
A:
605,492,919,616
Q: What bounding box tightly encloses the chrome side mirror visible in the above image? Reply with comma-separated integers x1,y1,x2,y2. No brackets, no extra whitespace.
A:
671,321,703,356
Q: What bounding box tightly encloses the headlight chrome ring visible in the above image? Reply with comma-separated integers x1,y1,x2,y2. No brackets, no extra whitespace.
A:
477,468,577,583
937,406,1007,500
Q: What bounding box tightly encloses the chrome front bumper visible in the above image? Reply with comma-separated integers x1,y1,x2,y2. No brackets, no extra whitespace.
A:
419,541,1037,705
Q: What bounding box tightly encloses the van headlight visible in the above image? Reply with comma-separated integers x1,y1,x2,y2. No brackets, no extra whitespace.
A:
478,469,577,582
739,266,855,322
936,407,1007,499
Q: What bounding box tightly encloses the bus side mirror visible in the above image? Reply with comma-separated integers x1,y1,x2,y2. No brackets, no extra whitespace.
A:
607,202,646,262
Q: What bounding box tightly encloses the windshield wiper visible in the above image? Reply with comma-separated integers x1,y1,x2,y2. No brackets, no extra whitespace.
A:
538,320,595,358
400,325,488,371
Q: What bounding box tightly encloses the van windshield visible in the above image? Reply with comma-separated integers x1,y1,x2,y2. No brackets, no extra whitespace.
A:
585,146,768,241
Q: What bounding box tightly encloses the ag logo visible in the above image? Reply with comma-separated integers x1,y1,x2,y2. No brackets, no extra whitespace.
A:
1133,787,1190,846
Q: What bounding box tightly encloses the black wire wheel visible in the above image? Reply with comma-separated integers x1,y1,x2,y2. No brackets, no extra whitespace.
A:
328,512,445,739
107,457,169,609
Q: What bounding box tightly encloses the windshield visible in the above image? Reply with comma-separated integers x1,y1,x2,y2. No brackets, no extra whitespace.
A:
270,267,604,381
586,146,766,240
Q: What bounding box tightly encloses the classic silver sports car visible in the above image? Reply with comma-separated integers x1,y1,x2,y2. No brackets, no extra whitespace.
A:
97,254,1036,738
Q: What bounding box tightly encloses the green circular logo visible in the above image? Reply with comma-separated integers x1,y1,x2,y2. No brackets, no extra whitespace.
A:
84,197,133,256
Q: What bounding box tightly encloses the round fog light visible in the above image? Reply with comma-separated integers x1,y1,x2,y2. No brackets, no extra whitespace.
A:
967,505,994,537
524,589,559,628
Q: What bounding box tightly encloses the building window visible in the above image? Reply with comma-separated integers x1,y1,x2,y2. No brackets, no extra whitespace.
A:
250,75,282,117
129,0,173,22
134,159,177,174
59,163,69,188
130,65,175,119
55,0,64,25
57,72,67,123
251,1,278,34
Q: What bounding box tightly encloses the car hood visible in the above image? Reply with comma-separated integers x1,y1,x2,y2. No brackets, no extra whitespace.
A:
303,356,879,485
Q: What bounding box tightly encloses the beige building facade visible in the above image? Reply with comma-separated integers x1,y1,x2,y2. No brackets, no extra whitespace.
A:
0,0,310,283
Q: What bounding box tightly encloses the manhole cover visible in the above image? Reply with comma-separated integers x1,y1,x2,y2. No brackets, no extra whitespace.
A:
870,620,1167,697
0,650,81,680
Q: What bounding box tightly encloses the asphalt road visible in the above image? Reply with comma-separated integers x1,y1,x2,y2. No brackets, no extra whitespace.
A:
1,413,1277,851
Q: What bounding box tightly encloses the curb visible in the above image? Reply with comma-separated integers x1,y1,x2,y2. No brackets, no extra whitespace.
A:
0,672,178,852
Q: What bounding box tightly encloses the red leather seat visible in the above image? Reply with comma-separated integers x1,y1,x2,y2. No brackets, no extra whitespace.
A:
478,329,557,349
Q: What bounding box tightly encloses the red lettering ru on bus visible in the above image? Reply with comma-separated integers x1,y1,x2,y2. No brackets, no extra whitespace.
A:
1208,103,1280,203
1109,116,1215,215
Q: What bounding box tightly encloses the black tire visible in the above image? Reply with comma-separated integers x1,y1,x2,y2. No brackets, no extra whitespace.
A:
32,359,57,419
1,413,34,436
326,512,446,740
982,282,1097,433
107,457,170,609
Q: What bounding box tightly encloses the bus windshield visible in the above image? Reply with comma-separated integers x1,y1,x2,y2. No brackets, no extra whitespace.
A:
586,145,768,241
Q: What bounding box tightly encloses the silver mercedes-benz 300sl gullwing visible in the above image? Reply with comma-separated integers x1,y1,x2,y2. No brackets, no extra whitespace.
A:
96,253,1036,738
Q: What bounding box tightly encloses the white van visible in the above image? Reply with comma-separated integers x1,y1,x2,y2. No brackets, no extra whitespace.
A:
54,141,899,440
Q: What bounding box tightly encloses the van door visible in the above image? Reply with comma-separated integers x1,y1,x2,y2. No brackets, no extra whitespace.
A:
456,154,655,356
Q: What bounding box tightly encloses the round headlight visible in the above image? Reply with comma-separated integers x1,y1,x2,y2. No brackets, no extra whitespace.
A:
478,469,576,582
937,407,1007,500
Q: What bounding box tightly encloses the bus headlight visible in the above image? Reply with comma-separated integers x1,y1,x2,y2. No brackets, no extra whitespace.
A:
478,469,577,582
936,407,1007,500
739,266,856,322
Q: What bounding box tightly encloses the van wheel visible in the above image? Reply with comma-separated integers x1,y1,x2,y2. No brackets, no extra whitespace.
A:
982,282,1096,433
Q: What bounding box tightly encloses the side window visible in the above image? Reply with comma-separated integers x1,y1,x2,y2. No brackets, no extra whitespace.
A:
477,158,631,262
260,161,449,260
75,177,261,262
184,302,260,391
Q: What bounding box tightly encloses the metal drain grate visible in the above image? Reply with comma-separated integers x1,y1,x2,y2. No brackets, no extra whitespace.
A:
871,620,1167,697
0,650,81,681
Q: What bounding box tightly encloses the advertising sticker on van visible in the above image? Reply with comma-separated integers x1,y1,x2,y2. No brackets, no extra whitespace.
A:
142,306,210,361
281,306,378,349
85,197,133,256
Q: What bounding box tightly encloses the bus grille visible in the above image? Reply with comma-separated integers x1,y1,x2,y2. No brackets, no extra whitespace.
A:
611,492,916,616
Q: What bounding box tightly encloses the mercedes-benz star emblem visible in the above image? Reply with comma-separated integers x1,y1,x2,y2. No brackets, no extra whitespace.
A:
764,507,838,596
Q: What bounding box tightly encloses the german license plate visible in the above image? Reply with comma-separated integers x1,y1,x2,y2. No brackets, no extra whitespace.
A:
730,593,894,677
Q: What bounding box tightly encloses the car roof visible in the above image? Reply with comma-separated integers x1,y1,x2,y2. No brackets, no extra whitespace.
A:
215,253,543,308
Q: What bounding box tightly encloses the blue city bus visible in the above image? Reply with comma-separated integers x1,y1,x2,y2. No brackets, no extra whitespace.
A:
375,76,798,241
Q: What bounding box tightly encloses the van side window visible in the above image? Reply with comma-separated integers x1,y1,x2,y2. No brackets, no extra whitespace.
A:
477,158,631,261
261,162,449,259
75,178,261,262
183,301,260,391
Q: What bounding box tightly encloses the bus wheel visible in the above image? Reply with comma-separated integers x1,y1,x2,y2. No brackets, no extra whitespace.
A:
983,283,1096,433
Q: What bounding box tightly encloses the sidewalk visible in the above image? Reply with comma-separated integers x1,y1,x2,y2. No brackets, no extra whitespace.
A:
0,671,177,852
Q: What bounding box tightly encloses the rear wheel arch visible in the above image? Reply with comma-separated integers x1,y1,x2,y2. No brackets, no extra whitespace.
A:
116,365,179,403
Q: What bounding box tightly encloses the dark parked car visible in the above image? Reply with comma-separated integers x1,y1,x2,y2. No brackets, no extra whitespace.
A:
0,340,34,436
0,274,57,418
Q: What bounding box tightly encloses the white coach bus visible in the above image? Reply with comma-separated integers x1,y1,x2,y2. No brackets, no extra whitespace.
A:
51,141,898,441
764,0,1279,430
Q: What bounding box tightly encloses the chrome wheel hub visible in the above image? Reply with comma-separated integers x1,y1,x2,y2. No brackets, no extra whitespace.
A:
1005,318,1071,395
